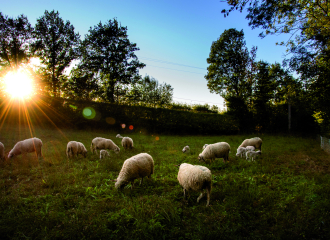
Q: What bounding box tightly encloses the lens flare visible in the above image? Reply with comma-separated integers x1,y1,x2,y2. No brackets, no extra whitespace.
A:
4,70,33,99
82,107,96,119
121,124,126,129
129,125,134,130
155,136,160,141
106,117,116,125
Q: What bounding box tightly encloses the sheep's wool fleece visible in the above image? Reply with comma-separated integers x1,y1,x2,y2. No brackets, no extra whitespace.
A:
177,163,211,191
116,153,154,188
122,137,133,149
67,141,86,156
202,142,230,159
239,137,262,149
11,137,42,155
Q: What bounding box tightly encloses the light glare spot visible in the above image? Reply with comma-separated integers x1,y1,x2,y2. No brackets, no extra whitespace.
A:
4,70,33,98
121,124,126,129
129,125,134,130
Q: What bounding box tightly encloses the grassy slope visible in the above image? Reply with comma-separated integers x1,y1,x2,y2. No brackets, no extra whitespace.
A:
0,124,330,239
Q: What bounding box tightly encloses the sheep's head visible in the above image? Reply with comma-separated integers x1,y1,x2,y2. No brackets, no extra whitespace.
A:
182,145,189,153
115,179,127,189
8,152,14,159
83,150,87,158
114,147,120,154
198,154,205,162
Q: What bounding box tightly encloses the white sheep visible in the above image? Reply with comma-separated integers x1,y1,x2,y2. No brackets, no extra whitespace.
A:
116,134,134,150
8,137,44,162
239,137,262,151
246,146,256,151
246,150,262,161
177,163,212,207
115,153,154,190
100,150,110,159
66,141,87,159
0,142,5,161
198,142,230,163
203,144,209,150
236,147,247,158
182,145,190,153
90,137,120,155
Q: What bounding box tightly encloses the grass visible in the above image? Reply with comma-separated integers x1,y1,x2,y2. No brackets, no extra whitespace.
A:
1,123,330,239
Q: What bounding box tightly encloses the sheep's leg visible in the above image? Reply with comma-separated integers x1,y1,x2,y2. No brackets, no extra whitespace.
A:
183,188,186,199
131,180,135,190
140,177,144,185
206,188,210,207
197,192,204,203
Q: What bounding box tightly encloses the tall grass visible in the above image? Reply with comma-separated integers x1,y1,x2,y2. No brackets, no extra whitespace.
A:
0,124,330,239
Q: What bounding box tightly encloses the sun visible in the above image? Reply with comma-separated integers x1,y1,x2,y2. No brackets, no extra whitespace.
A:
4,70,34,99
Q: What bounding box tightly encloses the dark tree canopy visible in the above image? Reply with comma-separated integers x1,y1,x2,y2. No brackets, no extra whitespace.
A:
0,12,33,69
32,10,80,97
79,18,145,103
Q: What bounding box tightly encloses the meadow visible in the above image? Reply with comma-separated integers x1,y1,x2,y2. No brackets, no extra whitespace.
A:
0,123,330,239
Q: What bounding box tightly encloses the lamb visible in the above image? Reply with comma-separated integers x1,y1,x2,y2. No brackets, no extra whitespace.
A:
115,153,154,190
0,142,5,161
239,137,262,151
100,150,110,159
66,141,87,159
236,146,255,158
236,147,247,158
177,163,212,207
116,134,134,150
182,145,190,153
198,142,230,163
90,137,120,155
246,150,262,161
8,137,44,162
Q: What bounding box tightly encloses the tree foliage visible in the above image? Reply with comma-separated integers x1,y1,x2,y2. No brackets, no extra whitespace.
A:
32,10,80,97
0,12,33,69
78,18,145,103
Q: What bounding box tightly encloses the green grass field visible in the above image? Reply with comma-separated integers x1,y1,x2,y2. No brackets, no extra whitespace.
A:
1,123,330,239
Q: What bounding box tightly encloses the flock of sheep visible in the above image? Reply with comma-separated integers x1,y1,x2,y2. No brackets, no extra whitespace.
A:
0,135,262,207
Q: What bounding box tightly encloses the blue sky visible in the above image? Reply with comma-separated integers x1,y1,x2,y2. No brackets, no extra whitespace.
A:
2,0,290,109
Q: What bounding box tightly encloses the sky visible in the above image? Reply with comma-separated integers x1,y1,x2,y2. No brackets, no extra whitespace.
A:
2,0,291,109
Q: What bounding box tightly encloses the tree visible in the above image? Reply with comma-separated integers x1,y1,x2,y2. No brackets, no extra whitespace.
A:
222,0,330,133
124,75,173,107
0,12,33,69
79,18,145,103
62,67,99,100
205,28,256,130
32,10,80,97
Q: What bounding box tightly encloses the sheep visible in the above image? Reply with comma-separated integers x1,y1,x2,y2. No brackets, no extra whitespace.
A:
198,142,230,163
90,137,120,155
246,150,262,161
177,163,212,207
236,147,247,158
182,145,190,153
116,134,134,150
100,150,110,159
8,137,44,163
203,144,209,150
115,153,154,190
236,146,256,158
66,141,87,159
0,142,5,161
239,137,262,151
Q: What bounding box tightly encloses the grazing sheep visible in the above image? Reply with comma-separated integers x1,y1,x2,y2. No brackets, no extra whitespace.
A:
177,163,212,207
246,150,262,161
115,153,154,190
122,137,134,150
203,144,209,150
91,137,120,155
66,141,87,159
8,137,44,162
116,134,133,150
182,145,190,153
0,142,5,161
100,150,110,159
239,137,262,151
236,147,247,158
198,142,230,163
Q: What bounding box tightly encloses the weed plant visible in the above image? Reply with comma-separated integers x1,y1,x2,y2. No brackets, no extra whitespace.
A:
0,124,330,239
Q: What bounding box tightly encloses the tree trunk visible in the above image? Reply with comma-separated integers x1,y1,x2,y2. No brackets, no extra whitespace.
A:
288,96,291,134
